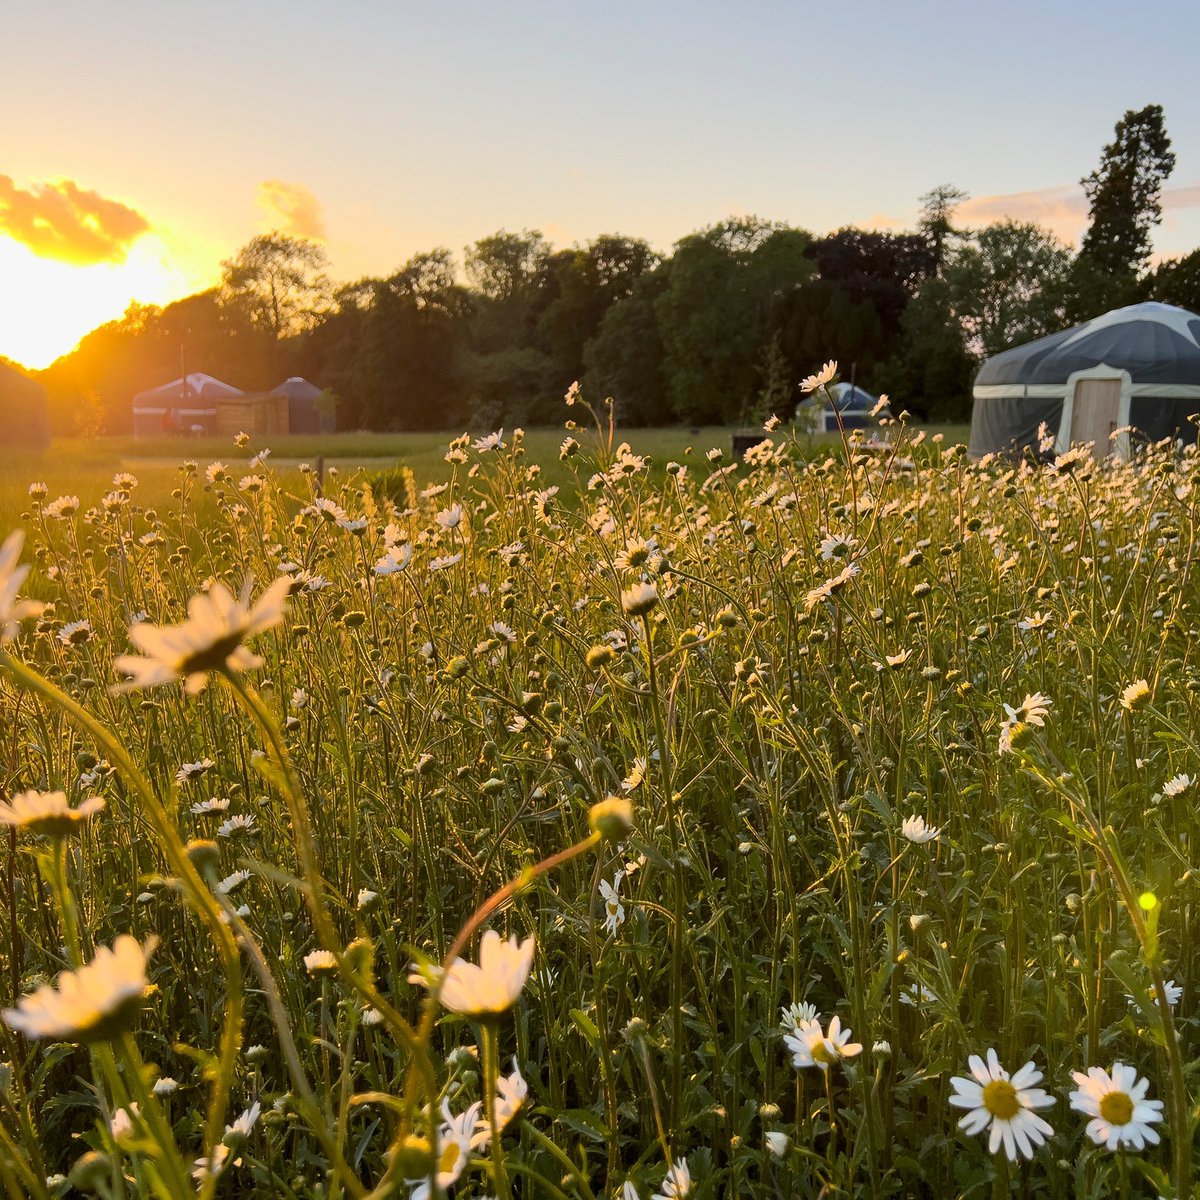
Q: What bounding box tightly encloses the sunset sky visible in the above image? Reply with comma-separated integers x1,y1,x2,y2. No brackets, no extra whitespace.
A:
3,0,1199,369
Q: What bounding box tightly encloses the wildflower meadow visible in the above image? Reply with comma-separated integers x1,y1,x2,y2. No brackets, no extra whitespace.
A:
2,382,1200,1199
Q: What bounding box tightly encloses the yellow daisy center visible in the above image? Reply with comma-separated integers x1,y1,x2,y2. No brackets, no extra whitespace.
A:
1099,1090,1134,1126
982,1079,1020,1120
811,1040,836,1066
438,1141,460,1175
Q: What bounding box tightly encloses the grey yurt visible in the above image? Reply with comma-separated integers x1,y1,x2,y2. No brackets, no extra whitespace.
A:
132,373,244,437
822,382,878,433
0,360,51,449
969,302,1200,460
270,377,335,435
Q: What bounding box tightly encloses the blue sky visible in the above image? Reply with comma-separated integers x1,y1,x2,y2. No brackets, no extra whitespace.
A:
3,0,1199,363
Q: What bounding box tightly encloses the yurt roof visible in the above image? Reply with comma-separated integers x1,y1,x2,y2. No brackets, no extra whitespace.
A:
975,302,1200,392
268,376,323,402
133,373,244,407
828,382,878,412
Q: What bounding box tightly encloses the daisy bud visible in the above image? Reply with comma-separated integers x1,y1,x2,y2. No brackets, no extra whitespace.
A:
394,1133,435,1178
344,936,375,976
586,644,617,670
185,839,220,873
590,797,634,842
764,1130,790,1158
70,1152,112,1192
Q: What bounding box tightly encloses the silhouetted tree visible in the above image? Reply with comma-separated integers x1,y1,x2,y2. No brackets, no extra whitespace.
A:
219,233,333,341
918,184,969,274
1079,105,1175,279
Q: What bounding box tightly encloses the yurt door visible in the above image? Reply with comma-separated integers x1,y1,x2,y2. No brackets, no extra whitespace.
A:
1069,378,1121,457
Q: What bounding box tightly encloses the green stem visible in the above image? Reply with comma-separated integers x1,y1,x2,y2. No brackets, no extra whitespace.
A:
115,1033,193,1200
480,1021,512,1200
0,652,244,1186
641,612,685,1144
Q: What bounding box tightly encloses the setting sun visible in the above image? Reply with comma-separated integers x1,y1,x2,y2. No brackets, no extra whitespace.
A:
0,235,209,370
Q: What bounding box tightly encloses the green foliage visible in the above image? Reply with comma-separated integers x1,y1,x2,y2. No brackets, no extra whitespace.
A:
219,231,333,341
944,220,1074,357
1147,250,1200,313
1079,104,1176,278
884,277,976,420
0,417,1196,1197
655,218,815,424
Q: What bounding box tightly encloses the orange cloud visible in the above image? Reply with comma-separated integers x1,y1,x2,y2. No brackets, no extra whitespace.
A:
257,180,326,241
0,175,150,265
958,187,1088,245
858,179,1200,250
1164,184,1200,211
861,212,907,232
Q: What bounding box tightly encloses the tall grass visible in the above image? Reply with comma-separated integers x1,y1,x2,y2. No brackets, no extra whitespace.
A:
0,404,1193,1198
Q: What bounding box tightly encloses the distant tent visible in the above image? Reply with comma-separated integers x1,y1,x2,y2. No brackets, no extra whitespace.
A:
800,382,879,433
970,302,1200,460
0,361,51,449
269,377,335,435
132,373,244,437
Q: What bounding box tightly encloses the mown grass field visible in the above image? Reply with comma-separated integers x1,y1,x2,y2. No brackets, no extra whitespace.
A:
0,425,971,523
0,406,1196,1200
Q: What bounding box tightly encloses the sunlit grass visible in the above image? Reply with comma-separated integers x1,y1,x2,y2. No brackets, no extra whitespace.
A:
0,405,1192,1199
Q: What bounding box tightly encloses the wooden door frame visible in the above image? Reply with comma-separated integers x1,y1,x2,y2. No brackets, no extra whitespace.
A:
1056,365,1132,460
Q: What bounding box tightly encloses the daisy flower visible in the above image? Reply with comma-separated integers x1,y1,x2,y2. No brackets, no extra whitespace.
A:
432,929,535,1015
621,582,659,617
2,935,154,1042
406,1098,480,1200
818,532,857,561
435,503,463,531
472,1057,528,1147
1120,680,1151,713
113,576,290,695
948,1048,1055,1161
58,619,93,646
652,1157,691,1200
0,790,104,837
779,1001,818,1036
1127,978,1182,1008
901,815,940,844
1069,1062,1163,1151
304,949,338,976
599,870,626,935
473,429,505,452
800,360,838,394
0,531,44,642
175,758,216,784
785,1015,862,1071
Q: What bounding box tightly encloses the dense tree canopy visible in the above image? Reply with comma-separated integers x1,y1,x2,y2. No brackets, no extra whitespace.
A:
944,220,1074,358
31,106,1197,434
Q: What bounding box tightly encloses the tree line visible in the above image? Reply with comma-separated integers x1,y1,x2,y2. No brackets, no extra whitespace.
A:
35,104,1198,435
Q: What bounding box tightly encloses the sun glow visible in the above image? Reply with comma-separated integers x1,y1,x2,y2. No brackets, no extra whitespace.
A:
0,235,211,371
